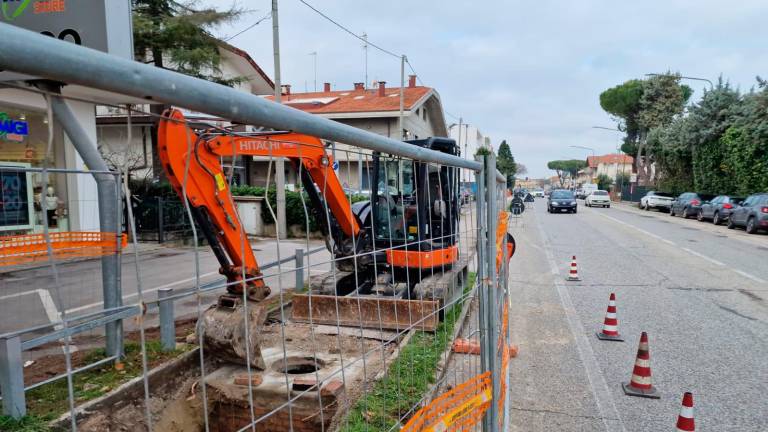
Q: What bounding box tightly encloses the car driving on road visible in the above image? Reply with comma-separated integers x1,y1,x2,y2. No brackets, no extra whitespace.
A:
585,190,611,207
670,192,705,218
697,195,743,225
548,189,577,213
727,193,768,234
639,191,674,212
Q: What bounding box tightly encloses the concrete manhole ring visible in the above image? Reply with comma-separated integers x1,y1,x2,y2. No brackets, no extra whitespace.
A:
272,356,326,374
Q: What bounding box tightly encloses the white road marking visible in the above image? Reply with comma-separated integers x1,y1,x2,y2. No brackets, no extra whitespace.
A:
681,247,725,267
534,213,626,432
0,289,61,329
733,269,767,284
591,207,767,285
66,270,221,314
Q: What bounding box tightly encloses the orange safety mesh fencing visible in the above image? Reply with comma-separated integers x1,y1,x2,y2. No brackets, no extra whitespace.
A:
0,231,127,267
401,372,492,432
497,301,510,423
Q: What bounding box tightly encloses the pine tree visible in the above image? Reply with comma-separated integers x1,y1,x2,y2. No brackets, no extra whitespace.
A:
132,0,245,179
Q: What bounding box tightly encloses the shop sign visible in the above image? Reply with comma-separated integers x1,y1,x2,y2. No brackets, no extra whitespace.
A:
0,0,132,81
0,112,29,142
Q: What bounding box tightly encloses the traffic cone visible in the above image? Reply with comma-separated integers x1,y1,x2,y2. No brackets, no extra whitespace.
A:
566,256,581,281
676,392,695,431
596,293,624,341
622,332,660,398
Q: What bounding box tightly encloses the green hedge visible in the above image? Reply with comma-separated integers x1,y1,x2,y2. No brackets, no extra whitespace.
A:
231,185,368,233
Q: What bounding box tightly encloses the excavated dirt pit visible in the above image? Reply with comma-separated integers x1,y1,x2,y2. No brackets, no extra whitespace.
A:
65,321,399,432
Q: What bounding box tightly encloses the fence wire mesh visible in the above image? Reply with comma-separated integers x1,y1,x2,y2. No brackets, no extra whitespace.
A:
0,43,511,432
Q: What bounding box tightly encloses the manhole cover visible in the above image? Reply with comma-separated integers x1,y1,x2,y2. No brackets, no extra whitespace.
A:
687,239,697,243
272,356,325,374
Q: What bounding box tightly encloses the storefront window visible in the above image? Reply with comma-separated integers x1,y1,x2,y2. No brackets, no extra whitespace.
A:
0,106,68,233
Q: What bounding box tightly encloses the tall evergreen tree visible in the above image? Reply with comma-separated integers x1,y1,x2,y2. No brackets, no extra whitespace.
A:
496,140,517,188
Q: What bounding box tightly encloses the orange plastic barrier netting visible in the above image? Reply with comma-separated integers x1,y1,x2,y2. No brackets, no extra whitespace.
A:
0,232,127,267
401,372,492,432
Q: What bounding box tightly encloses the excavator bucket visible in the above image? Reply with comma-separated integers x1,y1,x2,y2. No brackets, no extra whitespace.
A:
291,294,440,332
199,296,268,369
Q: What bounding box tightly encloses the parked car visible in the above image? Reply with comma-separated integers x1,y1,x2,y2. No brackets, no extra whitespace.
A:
639,191,674,212
585,190,611,208
727,193,768,234
547,190,577,213
670,192,705,218
697,195,743,225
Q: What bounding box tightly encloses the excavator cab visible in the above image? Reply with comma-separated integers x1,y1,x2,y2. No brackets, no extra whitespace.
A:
371,138,460,253
366,138,463,297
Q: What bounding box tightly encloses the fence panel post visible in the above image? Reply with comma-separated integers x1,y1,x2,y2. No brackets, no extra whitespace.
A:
0,336,26,418
158,288,175,351
484,153,501,432
295,248,305,291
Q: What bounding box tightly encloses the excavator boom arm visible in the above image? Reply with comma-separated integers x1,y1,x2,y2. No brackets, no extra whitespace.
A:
158,109,360,298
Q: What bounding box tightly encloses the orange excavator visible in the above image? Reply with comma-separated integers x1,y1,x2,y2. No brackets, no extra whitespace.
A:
158,109,514,367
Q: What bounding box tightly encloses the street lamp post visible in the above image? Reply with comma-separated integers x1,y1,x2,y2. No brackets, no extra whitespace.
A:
570,145,595,186
590,126,628,197
309,51,317,92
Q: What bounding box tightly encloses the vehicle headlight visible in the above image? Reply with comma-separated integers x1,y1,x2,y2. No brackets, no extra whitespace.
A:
552,201,558,205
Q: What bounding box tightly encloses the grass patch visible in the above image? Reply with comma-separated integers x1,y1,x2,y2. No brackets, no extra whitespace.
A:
0,340,189,432
0,416,53,432
340,272,477,431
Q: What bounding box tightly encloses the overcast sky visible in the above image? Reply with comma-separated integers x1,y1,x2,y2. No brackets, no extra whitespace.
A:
207,0,768,178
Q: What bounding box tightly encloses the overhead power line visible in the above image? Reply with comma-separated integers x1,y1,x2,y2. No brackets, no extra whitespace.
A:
296,0,400,59
224,12,272,41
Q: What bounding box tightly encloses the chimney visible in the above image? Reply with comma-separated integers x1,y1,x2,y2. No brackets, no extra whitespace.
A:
323,82,331,92
281,84,291,96
378,81,386,97
353,82,365,91
408,75,417,88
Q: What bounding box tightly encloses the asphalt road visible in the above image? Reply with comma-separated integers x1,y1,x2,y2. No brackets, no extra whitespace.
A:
507,198,767,431
0,238,332,340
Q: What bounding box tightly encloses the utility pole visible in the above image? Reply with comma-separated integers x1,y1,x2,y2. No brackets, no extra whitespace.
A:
399,55,405,140
309,51,317,92
272,0,287,239
362,33,368,89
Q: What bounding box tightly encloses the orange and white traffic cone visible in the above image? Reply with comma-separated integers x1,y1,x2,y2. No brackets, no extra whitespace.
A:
566,255,581,281
622,332,660,398
676,392,695,431
596,293,624,341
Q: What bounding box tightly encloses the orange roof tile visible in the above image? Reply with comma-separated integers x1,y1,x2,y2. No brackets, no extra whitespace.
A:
266,86,432,115
587,153,634,168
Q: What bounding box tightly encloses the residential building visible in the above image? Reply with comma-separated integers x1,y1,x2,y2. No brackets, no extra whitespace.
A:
448,124,492,184
516,178,547,190
586,153,634,181
260,76,449,191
